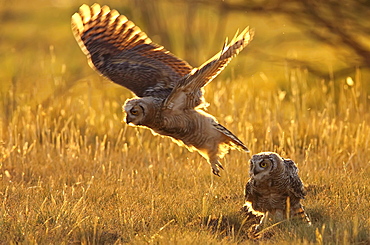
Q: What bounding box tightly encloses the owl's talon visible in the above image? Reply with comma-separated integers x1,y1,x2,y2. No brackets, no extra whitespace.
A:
254,224,262,232
211,161,224,176
247,224,262,240
212,169,221,177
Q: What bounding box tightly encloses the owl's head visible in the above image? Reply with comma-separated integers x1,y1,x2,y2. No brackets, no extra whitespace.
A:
249,152,285,179
123,97,160,126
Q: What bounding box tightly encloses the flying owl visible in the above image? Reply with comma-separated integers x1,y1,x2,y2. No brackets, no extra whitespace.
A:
243,152,311,232
71,4,253,176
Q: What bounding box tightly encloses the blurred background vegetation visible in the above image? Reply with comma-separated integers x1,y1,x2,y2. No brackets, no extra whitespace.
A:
1,0,370,108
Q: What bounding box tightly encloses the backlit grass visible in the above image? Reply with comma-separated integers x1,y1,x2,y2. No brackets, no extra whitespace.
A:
1,66,370,243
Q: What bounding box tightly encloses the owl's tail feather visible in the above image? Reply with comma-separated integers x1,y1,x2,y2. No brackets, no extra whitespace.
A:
294,206,312,226
214,123,249,152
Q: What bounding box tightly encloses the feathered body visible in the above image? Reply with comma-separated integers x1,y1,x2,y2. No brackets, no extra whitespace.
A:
125,98,241,154
71,3,253,175
244,152,311,231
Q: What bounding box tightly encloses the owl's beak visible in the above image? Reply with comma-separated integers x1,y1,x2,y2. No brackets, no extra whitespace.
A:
252,165,259,175
125,117,132,124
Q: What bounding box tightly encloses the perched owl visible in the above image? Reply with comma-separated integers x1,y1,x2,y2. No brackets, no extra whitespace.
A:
71,4,253,176
243,152,311,231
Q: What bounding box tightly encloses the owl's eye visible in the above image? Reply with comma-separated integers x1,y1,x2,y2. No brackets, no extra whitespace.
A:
130,109,139,115
260,161,267,168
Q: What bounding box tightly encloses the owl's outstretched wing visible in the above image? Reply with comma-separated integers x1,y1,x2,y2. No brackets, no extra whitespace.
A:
162,28,253,110
71,3,192,98
245,180,253,200
284,159,306,199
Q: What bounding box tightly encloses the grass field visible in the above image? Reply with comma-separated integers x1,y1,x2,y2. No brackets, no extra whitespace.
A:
1,1,370,244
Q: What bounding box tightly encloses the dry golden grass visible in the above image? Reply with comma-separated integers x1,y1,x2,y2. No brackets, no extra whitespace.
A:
1,67,370,244
1,1,370,244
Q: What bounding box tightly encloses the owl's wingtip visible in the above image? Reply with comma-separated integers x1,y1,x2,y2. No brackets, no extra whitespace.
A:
241,145,250,153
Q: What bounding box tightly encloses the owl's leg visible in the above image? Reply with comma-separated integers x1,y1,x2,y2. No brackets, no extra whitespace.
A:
202,144,224,176
208,155,224,177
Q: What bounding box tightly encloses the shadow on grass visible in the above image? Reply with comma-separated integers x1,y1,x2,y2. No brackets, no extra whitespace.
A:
196,184,370,243
67,231,128,245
